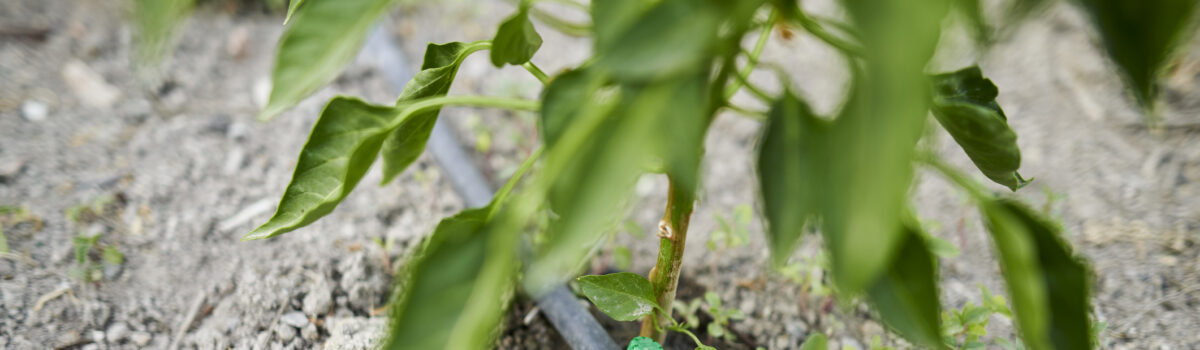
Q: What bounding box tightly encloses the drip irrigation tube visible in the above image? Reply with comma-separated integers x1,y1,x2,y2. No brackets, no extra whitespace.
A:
362,25,620,350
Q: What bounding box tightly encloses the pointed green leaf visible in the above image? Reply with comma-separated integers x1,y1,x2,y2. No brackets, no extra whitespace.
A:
867,225,943,348
379,42,488,184
824,0,949,293
799,333,828,350
283,0,305,25
981,198,1091,350
757,93,830,267
1077,0,1200,111
931,66,1027,191
244,97,397,240
260,0,396,120
384,207,516,349
383,158,535,350
490,6,543,67
576,272,659,322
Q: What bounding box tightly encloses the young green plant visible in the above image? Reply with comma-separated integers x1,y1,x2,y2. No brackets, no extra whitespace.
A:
126,0,1200,348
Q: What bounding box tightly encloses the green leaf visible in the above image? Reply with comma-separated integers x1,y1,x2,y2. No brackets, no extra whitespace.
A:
627,336,665,350
931,66,1028,191
245,97,397,240
926,234,962,259
259,0,396,120
593,0,761,81
799,333,828,350
757,93,830,267
525,74,705,294
380,42,488,185
823,0,949,292
490,6,543,67
613,245,633,271
283,0,305,25
981,198,1091,350
539,68,604,148
102,246,124,265
383,160,532,350
1076,0,1200,111
385,208,515,349
867,225,943,348
576,272,659,322
132,0,194,62
590,0,658,60
0,227,8,253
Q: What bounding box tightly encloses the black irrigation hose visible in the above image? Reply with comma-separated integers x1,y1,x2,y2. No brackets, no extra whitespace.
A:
363,25,620,350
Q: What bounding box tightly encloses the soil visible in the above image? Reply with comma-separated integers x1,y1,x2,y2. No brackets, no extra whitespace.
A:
2,0,1199,349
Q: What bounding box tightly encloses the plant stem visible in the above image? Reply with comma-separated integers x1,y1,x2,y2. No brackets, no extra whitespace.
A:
528,7,591,37
522,62,550,84
388,95,539,129
639,177,696,341
792,10,863,56
725,10,777,99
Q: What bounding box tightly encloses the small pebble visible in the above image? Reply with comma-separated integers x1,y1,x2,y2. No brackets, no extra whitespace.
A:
275,323,296,342
280,311,309,328
106,322,129,342
130,331,152,346
301,323,319,340
20,100,48,122
90,330,106,343
302,283,333,316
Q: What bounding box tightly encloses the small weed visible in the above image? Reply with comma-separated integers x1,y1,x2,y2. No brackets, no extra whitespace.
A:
70,232,123,282
707,204,751,251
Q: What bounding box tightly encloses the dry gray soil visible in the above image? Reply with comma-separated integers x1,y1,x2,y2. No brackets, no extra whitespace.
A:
1,0,1199,349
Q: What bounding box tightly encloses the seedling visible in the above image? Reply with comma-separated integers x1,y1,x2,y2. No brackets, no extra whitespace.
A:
130,0,1199,347
70,233,124,282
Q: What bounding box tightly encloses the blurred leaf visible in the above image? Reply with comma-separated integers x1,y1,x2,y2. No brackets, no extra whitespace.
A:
594,0,762,81
867,225,943,348
385,209,512,349
627,336,665,350
799,333,828,350
245,98,397,240
283,0,305,25
102,246,124,264
757,93,830,267
132,0,194,62
539,68,604,148
0,227,7,253
384,160,532,350
259,0,396,120
981,198,1091,350
380,42,488,185
926,234,962,258
824,0,949,292
525,73,708,295
576,272,659,321
490,6,543,67
704,291,721,310
613,245,633,271
931,66,1028,191
707,322,726,338
590,0,655,51
1076,0,1200,111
